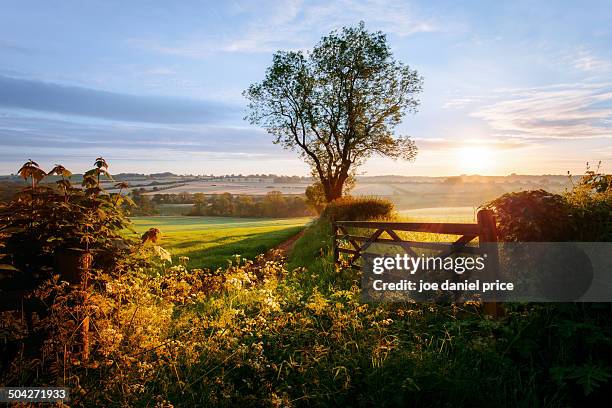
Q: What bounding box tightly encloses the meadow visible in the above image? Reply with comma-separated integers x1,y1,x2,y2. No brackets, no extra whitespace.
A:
133,206,474,271
129,216,312,269
398,206,476,222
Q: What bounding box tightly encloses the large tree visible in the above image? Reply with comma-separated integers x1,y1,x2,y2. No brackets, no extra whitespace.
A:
244,22,423,201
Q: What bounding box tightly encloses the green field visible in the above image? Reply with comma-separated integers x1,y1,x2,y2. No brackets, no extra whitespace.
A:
129,216,312,269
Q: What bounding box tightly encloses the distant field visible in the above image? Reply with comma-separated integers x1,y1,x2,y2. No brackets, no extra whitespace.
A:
142,181,309,196
399,206,477,222
129,216,312,269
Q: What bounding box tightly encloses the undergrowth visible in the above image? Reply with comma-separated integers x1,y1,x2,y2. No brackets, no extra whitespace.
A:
3,217,609,407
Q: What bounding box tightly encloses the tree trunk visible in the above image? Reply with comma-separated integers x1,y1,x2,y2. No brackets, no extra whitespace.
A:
327,184,343,201
323,174,347,202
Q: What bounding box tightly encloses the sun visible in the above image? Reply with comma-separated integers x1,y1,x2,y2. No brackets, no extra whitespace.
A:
456,146,496,174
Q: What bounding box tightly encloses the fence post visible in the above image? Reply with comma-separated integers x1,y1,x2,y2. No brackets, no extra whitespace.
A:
477,209,500,317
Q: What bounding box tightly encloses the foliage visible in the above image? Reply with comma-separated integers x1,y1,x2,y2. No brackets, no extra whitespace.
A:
322,196,396,222
2,159,610,406
245,22,421,201
3,215,610,406
485,164,611,242
0,158,134,280
128,189,159,216
188,191,315,218
565,162,612,241
484,189,572,241
304,182,327,214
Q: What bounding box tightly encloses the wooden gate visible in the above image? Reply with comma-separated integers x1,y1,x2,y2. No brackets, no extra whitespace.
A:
333,209,499,315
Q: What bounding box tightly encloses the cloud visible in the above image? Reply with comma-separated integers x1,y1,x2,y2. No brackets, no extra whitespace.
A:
413,136,533,151
570,47,611,73
0,75,238,124
471,83,612,139
0,112,297,174
0,110,288,159
130,0,439,57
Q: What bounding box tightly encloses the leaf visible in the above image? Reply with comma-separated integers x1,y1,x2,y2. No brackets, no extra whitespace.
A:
47,164,72,177
153,245,172,262
141,227,162,244
56,179,72,190
18,159,46,182
551,364,612,396
123,196,136,207
0,264,20,272
94,157,108,169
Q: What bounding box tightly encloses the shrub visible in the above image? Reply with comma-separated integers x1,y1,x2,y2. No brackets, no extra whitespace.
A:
565,164,612,241
485,164,611,242
321,196,395,222
0,158,134,278
484,189,573,241
304,182,327,214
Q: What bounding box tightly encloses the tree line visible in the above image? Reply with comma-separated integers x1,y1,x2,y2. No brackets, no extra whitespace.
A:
189,191,315,218
128,190,316,218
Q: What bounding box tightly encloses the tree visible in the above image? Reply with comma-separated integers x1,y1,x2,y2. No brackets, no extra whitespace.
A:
245,22,422,201
305,182,327,214
130,190,158,216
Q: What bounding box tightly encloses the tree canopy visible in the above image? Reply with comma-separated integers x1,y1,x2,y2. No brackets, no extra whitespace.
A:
245,22,423,201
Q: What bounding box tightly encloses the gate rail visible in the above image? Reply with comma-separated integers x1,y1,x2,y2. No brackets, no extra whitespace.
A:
332,209,499,315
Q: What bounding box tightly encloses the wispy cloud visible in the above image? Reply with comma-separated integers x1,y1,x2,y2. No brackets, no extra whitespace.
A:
129,0,439,57
414,136,533,151
0,110,294,174
570,47,611,73
0,111,284,154
0,75,239,124
472,83,612,139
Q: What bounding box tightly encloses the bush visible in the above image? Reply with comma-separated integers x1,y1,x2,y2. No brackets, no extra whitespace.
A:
485,165,611,242
0,158,134,278
565,165,612,241
304,182,327,214
321,196,395,222
484,189,572,241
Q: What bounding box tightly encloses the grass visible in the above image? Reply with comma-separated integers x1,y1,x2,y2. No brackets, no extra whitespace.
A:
129,216,312,269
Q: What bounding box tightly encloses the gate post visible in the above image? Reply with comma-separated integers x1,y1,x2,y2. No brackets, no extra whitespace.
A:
477,209,501,317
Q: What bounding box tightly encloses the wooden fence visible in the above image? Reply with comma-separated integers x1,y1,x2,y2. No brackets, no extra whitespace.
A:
333,209,500,316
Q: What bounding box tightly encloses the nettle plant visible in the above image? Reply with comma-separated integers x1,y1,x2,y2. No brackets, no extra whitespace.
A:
0,158,134,281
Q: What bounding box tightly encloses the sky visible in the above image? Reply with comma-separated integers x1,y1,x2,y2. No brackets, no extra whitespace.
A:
0,0,611,176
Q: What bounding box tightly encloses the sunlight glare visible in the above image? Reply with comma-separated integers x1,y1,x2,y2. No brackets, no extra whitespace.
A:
456,146,496,174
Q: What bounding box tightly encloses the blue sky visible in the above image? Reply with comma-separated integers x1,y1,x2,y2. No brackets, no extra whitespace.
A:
1,0,611,176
